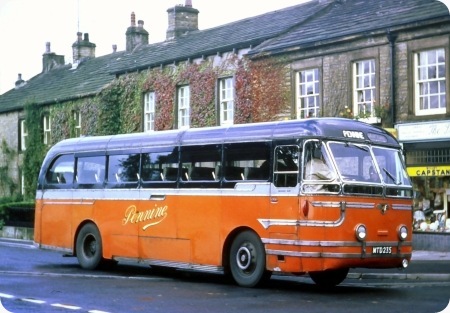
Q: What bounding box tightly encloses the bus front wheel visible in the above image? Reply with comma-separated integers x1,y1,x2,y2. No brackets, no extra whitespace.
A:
309,268,349,288
229,230,271,287
76,223,103,270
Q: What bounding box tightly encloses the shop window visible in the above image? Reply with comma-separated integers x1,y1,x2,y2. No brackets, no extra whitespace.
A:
219,77,234,125
296,68,320,119
414,48,446,116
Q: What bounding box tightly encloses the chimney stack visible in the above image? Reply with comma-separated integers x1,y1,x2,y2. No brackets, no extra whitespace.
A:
15,73,26,89
166,0,199,40
126,12,149,52
72,32,96,64
42,42,65,73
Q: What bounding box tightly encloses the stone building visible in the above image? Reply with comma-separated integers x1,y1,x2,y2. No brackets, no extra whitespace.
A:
0,0,449,240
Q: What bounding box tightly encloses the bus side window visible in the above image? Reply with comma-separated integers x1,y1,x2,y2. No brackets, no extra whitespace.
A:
223,142,270,184
274,145,299,187
140,148,179,187
44,154,75,188
106,154,140,188
76,155,106,188
180,144,221,187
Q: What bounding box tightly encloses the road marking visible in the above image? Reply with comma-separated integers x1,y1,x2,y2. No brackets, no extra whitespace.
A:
0,292,111,313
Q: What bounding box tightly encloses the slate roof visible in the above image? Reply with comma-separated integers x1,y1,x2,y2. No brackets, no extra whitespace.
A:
249,0,450,55
0,51,126,113
0,0,448,113
108,0,326,74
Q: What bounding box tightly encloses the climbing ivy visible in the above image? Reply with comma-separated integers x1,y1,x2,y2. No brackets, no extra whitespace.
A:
0,139,18,197
23,101,47,199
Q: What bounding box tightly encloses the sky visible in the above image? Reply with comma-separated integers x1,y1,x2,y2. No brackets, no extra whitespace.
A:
0,0,311,95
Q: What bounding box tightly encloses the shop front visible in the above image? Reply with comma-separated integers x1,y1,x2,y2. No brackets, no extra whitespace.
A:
396,121,450,241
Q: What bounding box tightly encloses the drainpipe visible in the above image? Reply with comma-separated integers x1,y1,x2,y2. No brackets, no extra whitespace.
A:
387,30,397,126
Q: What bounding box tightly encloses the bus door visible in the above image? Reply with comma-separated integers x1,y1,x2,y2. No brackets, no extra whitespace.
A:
269,145,302,257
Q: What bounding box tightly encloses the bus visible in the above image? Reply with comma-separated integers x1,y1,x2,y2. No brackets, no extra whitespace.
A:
34,118,413,288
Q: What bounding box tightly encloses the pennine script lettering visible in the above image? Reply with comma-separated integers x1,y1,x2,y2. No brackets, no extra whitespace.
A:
122,204,168,230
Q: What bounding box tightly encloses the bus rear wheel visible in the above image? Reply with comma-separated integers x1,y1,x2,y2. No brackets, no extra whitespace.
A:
229,231,271,287
309,268,349,288
76,223,103,270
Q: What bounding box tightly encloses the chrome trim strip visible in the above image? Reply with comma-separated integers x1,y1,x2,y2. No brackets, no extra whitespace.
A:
113,258,223,274
392,204,412,210
259,201,346,229
266,249,411,259
262,238,412,247
38,244,73,254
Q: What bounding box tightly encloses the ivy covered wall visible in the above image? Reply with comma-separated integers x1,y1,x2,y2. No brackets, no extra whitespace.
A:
21,56,291,199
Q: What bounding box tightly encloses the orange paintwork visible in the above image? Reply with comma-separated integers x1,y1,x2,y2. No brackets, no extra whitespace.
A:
35,190,412,274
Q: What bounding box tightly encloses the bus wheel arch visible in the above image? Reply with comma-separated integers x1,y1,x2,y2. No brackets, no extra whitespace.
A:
227,228,271,287
75,222,103,270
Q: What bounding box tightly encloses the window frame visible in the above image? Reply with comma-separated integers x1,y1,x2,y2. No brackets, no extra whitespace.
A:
177,85,190,129
43,115,51,145
296,68,321,119
19,119,27,151
352,59,377,119
219,77,234,126
144,91,156,132
414,48,446,116
73,110,81,137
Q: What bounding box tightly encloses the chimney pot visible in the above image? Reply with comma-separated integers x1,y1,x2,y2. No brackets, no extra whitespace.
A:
138,20,144,28
45,42,51,53
77,31,82,41
112,44,117,53
83,33,89,42
131,12,136,26
185,0,192,7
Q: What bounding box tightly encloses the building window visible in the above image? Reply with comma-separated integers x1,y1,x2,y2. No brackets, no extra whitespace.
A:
296,68,320,119
178,85,190,129
73,111,81,137
19,119,27,151
353,59,376,119
144,91,156,132
414,48,446,116
43,115,51,145
219,77,234,125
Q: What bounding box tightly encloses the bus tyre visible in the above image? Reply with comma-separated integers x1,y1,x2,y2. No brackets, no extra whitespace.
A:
76,223,103,270
309,268,349,288
229,231,270,287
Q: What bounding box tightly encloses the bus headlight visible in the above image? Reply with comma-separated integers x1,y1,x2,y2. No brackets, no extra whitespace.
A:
355,224,367,241
398,225,408,241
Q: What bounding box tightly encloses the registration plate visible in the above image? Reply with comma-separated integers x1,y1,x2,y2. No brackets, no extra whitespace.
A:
372,246,392,254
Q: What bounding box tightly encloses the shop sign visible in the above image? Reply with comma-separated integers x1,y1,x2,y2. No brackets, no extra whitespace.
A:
396,120,450,141
407,166,450,177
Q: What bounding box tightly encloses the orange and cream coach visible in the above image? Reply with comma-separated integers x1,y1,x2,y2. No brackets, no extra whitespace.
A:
35,118,413,287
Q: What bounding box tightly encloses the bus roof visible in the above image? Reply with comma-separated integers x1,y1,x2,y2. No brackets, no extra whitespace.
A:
46,118,399,157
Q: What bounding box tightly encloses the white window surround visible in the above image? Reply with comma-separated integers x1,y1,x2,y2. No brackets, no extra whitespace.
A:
74,111,81,137
144,91,156,132
178,85,190,129
296,68,320,119
219,77,234,125
414,48,446,116
20,119,27,151
43,115,51,145
353,59,377,121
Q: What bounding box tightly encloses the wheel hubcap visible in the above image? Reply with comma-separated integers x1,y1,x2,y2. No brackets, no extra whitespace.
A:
236,245,253,270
